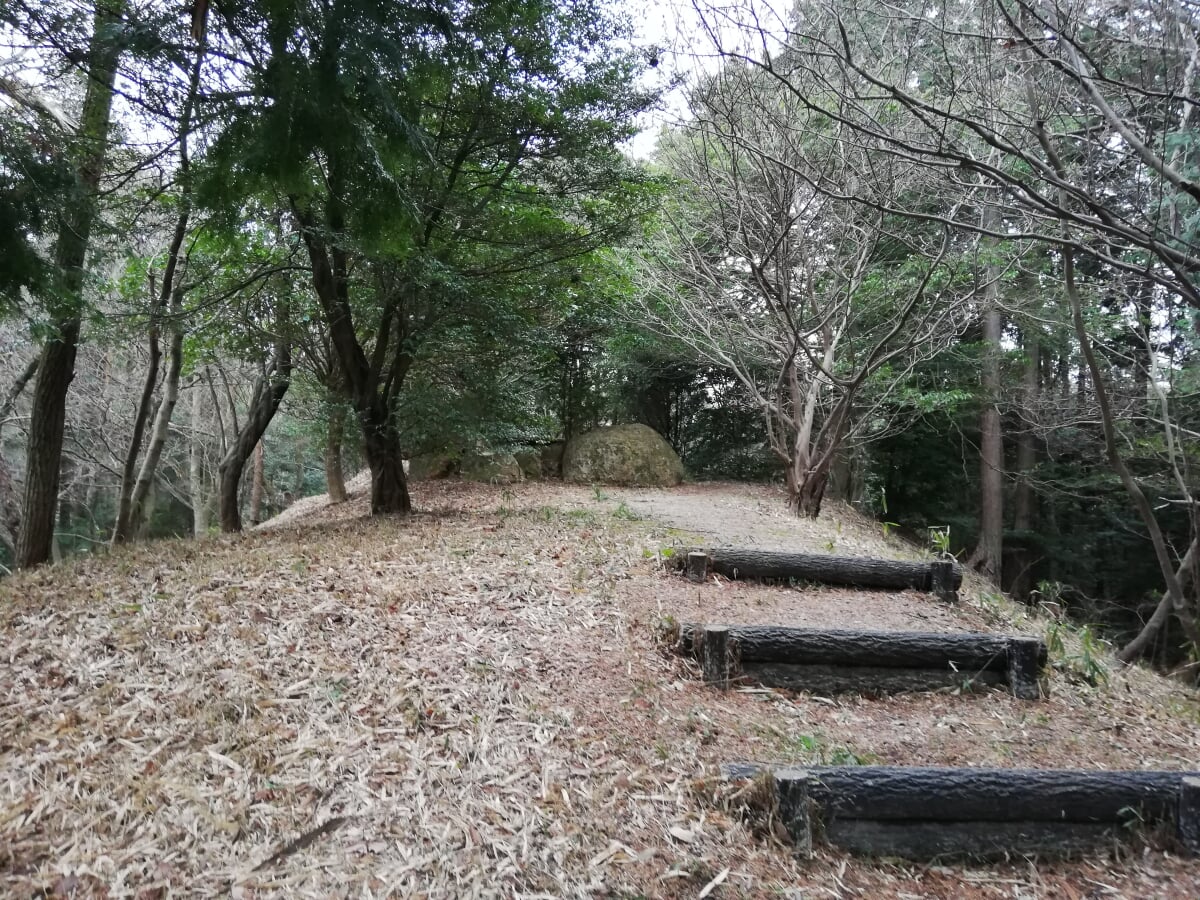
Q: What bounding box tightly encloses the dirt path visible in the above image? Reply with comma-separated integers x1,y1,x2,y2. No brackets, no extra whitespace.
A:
607,482,888,555
604,482,1011,636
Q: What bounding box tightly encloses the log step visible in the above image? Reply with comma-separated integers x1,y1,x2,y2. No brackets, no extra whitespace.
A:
682,624,1046,699
684,548,962,600
723,764,1200,860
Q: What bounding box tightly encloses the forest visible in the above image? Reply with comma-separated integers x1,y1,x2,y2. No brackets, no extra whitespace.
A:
2,0,1199,678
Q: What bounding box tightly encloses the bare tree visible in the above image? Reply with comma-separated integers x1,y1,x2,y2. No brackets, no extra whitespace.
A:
686,0,1200,656
637,63,973,516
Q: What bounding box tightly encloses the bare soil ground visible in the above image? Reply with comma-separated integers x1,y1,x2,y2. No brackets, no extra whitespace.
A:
1,478,1198,899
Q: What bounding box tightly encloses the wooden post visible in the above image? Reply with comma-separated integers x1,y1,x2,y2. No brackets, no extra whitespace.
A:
1006,637,1044,700
686,551,709,583
778,770,812,859
930,560,957,603
700,625,729,688
1181,776,1200,855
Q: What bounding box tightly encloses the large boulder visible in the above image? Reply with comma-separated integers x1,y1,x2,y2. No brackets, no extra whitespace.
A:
460,451,524,484
539,441,565,478
513,448,543,479
563,424,684,487
408,453,457,480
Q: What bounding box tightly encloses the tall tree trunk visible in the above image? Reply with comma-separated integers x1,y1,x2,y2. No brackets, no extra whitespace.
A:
969,294,1005,583
81,463,99,540
17,0,124,569
113,309,162,543
125,295,184,536
1010,330,1040,599
218,343,292,533
325,404,348,502
248,440,265,526
189,385,209,536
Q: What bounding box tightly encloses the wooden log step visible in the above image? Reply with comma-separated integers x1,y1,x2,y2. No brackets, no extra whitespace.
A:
740,662,1005,695
681,625,1046,699
681,625,1029,670
823,819,1117,860
724,764,1200,859
692,548,963,593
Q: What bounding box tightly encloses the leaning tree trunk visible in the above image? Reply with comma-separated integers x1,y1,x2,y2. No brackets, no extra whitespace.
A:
0,357,38,437
292,204,414,518
324,404,348,503
17,0,124,569
1064,251,1200,656
218,344,291,533
1118,535,1199,663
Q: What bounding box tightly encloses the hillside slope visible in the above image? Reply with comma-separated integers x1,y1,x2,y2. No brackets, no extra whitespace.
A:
2,479,1198,897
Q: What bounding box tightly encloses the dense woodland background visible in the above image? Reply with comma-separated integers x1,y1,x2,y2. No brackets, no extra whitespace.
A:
1,0,1199,674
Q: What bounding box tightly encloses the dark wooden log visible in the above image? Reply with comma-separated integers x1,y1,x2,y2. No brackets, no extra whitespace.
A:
930,560,958,602
741,662,1004,695
686,551,709,583
727,766,1192,824
1181,777,1200,855
823,819,1116,860
701,548,962,591
777,771,812,859
700,625,730,688
680,624,1037,673
1006,637,1045,700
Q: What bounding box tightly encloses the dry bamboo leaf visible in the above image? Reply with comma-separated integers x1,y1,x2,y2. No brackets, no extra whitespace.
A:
0,481,1194,899
697,866,729,898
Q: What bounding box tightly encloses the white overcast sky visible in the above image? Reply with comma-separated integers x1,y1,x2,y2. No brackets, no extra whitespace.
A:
620,0,792,159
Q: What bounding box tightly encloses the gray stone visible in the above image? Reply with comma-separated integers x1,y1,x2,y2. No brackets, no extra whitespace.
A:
563,424,684,487
408,453,457,480
539,441,565,478
460,451,524,484
513,449,542,479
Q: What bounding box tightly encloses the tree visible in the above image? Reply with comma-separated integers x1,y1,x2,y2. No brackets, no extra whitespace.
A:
684,0,1200,659
12,0,125,568
112,23,208,543
205,0,655,515
637,63,973,516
